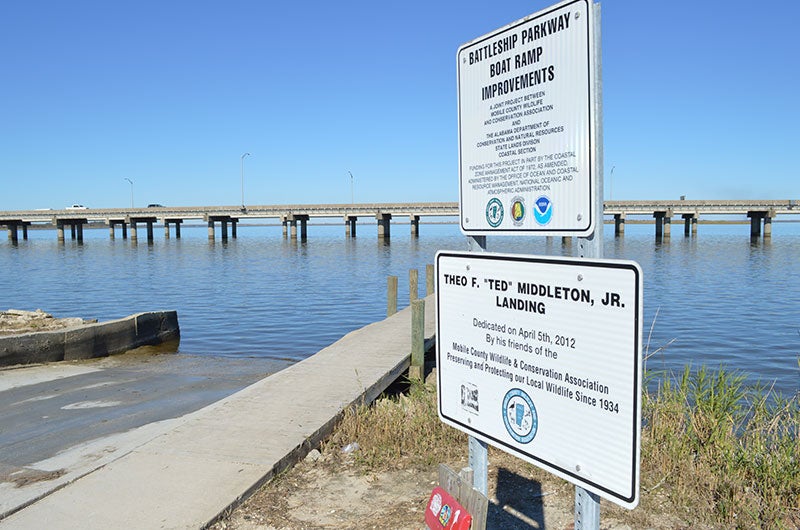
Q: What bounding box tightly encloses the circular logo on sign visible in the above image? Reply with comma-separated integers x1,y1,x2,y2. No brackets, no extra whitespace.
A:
511,196,526,226
533,195,553,225
502,388,538,444
486,198,504,227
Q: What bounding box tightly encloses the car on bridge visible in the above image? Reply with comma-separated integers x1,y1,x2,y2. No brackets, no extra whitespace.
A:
66,204,87,210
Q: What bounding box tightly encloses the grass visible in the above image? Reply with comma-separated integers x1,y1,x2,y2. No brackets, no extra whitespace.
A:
643,364,799,528
324,363,799,529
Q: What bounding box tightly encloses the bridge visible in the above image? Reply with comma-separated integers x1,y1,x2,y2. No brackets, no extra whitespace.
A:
1,199,797,243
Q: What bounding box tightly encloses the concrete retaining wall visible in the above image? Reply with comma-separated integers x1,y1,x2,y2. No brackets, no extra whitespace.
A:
0,311,180,367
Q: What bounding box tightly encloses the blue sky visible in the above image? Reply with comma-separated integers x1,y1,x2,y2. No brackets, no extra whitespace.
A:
2,0,798,210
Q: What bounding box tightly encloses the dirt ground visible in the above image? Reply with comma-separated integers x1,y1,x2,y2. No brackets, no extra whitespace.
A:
211,445,694,530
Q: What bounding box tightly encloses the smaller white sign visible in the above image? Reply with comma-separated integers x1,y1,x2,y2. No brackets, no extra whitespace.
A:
436,251,642,508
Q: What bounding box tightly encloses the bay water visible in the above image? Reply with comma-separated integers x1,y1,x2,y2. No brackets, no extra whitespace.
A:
2,221,798,397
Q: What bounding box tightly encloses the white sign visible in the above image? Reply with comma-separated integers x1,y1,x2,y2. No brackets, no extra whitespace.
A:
436,251,642,508
457,0,596,235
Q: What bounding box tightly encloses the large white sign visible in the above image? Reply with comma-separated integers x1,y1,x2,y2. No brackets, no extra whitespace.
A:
436,251,642,508
457,0,596,235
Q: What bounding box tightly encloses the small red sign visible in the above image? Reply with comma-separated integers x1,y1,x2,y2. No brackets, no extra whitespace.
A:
424,487,473,530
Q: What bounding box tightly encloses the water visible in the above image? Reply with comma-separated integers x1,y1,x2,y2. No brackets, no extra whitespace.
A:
2,221,798,397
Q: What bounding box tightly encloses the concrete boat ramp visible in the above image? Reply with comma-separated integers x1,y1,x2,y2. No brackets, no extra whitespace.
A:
0,296,434,529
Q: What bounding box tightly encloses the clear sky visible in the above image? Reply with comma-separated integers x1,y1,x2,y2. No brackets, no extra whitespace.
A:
2,0,798,210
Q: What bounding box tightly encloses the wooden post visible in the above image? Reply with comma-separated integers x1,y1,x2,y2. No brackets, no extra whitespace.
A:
409,299,425,380
438,464,489,530
409,268,418,302
426,264,434,296
387,276,398,317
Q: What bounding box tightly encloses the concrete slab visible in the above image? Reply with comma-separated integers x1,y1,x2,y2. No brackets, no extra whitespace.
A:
0,296,435,529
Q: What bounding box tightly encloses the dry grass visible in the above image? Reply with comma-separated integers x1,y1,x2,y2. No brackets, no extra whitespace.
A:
323,378,467,470
323,366,799,529
642,365,799,529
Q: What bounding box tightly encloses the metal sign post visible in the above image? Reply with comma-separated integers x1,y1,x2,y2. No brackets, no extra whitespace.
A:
575,3,603,528
467,234,489,499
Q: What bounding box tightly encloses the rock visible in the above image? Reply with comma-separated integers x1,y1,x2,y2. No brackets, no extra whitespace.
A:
305,449,323,463
0,309,90,336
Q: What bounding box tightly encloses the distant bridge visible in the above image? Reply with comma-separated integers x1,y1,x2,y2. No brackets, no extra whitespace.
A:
1,199,797,243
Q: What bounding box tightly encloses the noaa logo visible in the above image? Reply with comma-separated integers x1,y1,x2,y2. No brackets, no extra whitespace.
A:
510,196,525,226
533,195,553,225
486,198,503,227
502,388,538,444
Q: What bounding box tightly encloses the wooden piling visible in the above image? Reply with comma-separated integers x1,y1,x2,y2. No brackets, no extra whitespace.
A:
387,276,398,317
426,264,434,296
410,299,424,380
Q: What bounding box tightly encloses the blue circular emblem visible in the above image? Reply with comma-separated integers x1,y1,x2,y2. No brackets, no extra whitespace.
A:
486,198,504,227
533,195,553,225
502,388,538,444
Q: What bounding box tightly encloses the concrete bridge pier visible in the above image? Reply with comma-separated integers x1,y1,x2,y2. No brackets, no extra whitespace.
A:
764,210,774,237
163,219,182,239
410,215,420,237
682,213,698,236
231,219,238,239
653,210,672,239
281,216,288,238
289,215,309,241
613,213,625,236
205,215,235,241
108,220,128,239
128,217,157,242
220,219,229,241
747,210,773,238
56,219,86,243
4,222,28,242
344,215,357,237
376,213,392,239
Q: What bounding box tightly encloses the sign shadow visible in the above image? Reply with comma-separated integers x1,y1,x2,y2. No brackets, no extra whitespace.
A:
489,467,547,529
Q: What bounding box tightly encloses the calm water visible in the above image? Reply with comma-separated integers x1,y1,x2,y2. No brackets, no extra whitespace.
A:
2,221,798,397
